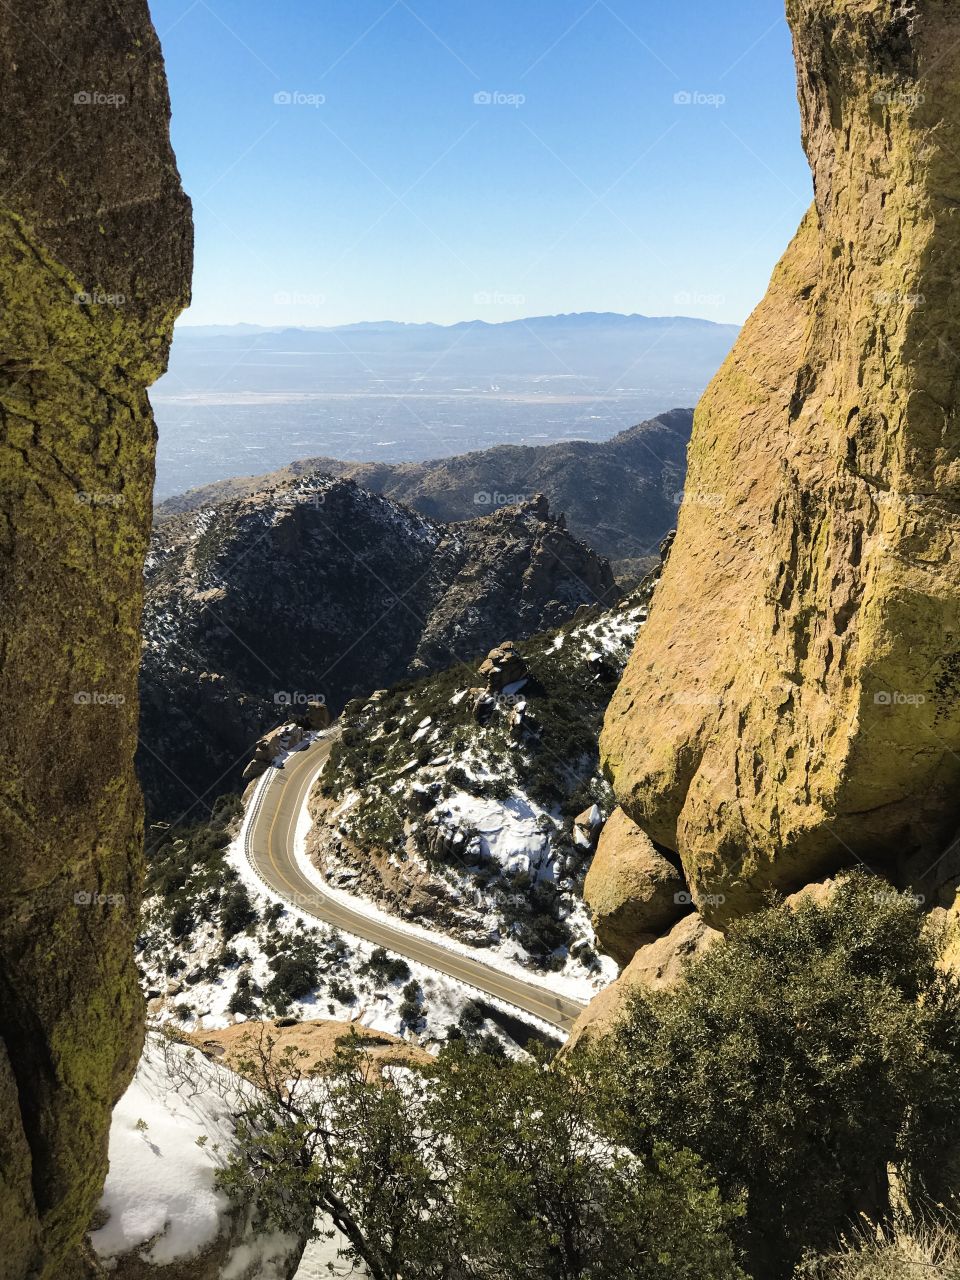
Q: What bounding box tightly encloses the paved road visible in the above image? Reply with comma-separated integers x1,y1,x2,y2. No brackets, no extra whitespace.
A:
244,735,586,1032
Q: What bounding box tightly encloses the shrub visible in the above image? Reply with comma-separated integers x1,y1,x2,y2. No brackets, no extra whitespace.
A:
220,884,257,937
264,938,322,1008
329,978,356,1005
363,946,410,985
607,873,960,1278
220,1035,746,1280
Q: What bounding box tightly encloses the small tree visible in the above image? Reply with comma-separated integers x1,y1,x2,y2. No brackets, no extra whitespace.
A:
219,1029,745,1280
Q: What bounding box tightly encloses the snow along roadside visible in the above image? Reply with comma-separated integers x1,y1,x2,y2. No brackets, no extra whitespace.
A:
234,744,572,1039
287,750,597,1006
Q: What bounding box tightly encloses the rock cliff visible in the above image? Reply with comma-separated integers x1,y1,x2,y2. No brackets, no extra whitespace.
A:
0,2,191,1274
600,0,960,926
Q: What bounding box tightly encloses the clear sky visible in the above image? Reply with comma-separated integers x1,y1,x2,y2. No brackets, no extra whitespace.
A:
147,0,812,328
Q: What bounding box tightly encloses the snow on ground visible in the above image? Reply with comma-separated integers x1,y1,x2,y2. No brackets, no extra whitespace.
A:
140,763,564,1054
289,770,616,1003
91,1035,301,1278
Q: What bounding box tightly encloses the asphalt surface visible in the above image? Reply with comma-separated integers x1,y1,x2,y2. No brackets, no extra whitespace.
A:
244,734,587,1032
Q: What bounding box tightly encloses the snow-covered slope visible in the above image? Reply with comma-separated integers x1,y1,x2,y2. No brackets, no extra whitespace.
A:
138,798,556,1055
307,579,658,1000
90,1034,304,1279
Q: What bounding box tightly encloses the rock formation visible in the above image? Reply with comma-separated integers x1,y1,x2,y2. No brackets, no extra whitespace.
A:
0,2,191,1274
155,409,696,576
583,808,688,967
601,0,960,927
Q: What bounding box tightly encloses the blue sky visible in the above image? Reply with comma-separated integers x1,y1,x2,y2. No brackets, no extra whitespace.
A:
148,0,812,328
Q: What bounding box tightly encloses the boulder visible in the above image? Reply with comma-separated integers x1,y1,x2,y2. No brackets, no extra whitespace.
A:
569,875,843,1050
601,0,960,925
566,912,722,1051
583,808,689,967
478,642,526,692
573,805,603,850
303,699,331,730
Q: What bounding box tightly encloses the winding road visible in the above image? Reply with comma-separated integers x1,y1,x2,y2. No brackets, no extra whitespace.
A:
244,734,587,1032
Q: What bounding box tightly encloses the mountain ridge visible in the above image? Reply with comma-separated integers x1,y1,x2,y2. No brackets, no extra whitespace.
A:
154,409,693,573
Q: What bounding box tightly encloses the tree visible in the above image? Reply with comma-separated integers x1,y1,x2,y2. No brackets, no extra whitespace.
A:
219,1029,745,1280
606,872,960,1278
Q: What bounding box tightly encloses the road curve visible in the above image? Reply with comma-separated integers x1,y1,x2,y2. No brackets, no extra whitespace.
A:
244,734,587,1032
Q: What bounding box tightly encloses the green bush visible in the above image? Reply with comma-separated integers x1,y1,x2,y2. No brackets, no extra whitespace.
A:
607,873,960,1278
362,946,410,985
220,1036,746,1280
220,883,257,938
264,937,322,1008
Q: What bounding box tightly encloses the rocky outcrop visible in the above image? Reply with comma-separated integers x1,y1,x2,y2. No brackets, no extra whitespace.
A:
478,642,527,692
140,479,617,818
601,0,960,927
583,808,689,967
0,2,191,1274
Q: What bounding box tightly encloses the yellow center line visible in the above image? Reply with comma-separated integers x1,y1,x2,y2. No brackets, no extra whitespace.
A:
251,740,579,1029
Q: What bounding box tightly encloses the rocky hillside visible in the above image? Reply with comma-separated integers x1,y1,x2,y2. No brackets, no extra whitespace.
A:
154,409,693,575
586,0,960,1029
305,567,665,995
140,477,618,819
0,1,191,1275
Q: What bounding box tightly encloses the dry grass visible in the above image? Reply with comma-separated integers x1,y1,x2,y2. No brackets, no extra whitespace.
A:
801,1221,960,1279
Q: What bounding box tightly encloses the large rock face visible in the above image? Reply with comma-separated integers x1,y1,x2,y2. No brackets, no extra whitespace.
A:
583,807,688,967
601,0,960,925
0,3,191,1275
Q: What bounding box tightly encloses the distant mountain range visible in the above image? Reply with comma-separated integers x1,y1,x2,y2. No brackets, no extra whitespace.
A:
175,311,738,338
151,312,733,499
156,408,694,575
